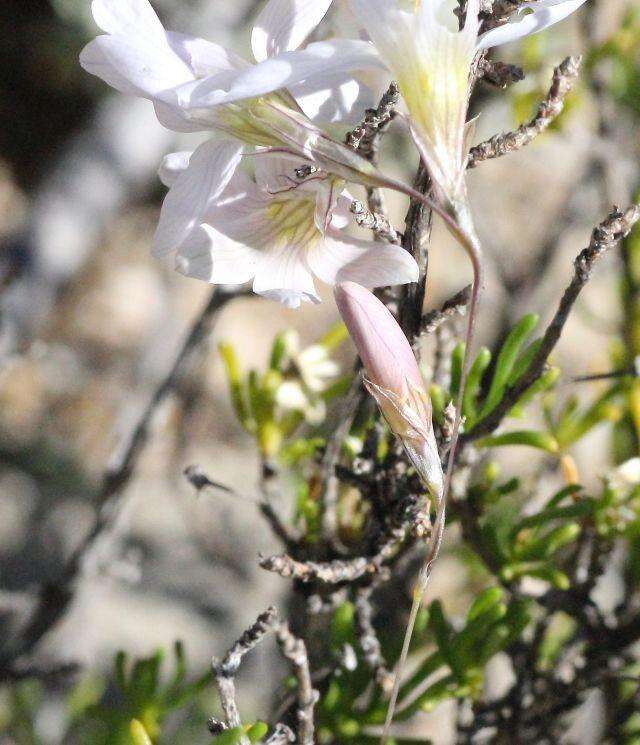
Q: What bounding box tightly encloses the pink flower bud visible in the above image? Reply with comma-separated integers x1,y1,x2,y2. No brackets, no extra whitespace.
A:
334,282,444,501
334,282,423,395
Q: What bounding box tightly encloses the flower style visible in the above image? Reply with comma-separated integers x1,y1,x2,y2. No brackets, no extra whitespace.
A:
345,0,588,208
334,281,443,503
155,149,419,307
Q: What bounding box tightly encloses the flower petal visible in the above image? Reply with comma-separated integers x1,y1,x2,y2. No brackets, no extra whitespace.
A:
308,235,419,288
152,138,243,258
166,32,249,77
477,0,588,50
253,244,320,306
182,39,384,108
80,32,193,99
158,151,192,187
174,224,260,284
252,0,334,62
91,0,165,39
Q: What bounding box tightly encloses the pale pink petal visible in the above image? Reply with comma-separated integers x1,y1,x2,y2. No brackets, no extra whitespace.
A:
308,235,419,288
174,225,260,284
152,139,243,257
334,281,423,391
251,0,333,62
253,244,320,306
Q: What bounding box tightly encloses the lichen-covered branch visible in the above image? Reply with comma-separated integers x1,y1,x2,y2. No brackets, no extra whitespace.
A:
275,622,317,745
354,585,393,691
350,200,401,245
345,82,400,158
212,607,278,729
468,56,582,169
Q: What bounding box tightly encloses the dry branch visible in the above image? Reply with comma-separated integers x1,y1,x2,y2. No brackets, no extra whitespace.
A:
275,622,317,745
468,56,582,169
212,607,278,729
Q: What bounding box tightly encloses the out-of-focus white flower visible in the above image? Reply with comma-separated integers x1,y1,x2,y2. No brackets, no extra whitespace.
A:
343,0,587,207
155,151,419,307
282,330,341,391
334,281,443,502
275,330,341,423
608,457,640,493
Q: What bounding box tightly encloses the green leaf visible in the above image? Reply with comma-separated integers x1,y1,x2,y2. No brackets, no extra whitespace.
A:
515,523,581,561
507,339,543,386
500,562,570,589
211,726,245,745
463,347,492,426
246,722,269,742
130,719,153,745
319,322,348,352
450,343,465,399
467,588,504,622
477,430,560,453
514,500,594,532
219,342,252,429
115,651,128,693
479,314,539,419
269,332,290,371
509,367,561,418
430,384,447,426
429,602,465,681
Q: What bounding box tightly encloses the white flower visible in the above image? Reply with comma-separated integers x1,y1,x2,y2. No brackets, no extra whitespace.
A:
80,0,384,152
300,0,587,209
342,0,588,207
608,458,640,493
155,149,419,307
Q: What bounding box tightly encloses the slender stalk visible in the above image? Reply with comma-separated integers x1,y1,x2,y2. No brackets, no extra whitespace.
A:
380,208,484,744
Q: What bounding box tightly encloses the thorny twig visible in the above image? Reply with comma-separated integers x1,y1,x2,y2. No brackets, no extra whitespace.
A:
212,607,278,730
463,203,640,444
0,287,246,676
421,285,472,336
275,622,318,745
354,585,394,691
468,56,582,169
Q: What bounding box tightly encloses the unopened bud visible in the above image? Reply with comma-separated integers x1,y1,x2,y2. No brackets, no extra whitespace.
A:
334,282,443,501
